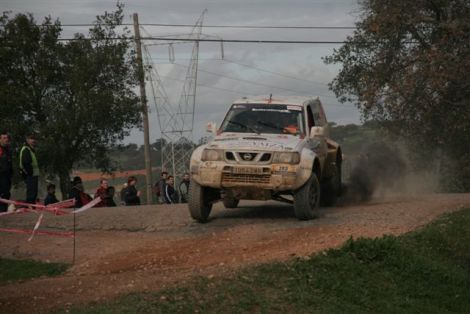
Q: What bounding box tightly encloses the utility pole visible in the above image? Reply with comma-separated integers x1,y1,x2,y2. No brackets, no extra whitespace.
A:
133,13,153,205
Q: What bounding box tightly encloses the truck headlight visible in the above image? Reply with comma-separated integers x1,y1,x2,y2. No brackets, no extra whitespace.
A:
273,152,300,164
201,149,223,161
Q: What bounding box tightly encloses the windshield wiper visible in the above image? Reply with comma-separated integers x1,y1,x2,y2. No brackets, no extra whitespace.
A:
227,120,260,134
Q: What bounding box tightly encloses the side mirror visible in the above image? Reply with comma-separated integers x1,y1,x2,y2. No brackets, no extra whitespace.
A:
310,126,325,138
206,121,217,134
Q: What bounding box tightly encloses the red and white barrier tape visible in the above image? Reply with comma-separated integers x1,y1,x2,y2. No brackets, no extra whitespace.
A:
0,197,101,240
0,198,75,215
0,207,30,217
0,228,74,238
73,197,102,213
50,198,76,209
28,213,44,242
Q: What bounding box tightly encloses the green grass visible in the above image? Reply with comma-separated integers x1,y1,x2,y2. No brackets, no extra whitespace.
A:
0,258,69,284
74,208,470,313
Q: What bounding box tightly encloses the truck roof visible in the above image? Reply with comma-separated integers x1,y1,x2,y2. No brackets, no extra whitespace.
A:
232,95,321,106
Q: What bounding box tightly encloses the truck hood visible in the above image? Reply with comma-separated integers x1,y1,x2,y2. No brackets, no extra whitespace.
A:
206,132,302,152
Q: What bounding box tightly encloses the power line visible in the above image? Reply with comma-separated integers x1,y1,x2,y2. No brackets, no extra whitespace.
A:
153,58,330,88
161,75,246,95
152,60,347,103
222,58,327,87
38,23,356,30
159,74,349,107
172,63,333,98
139,23,356,30
142,37,345,44
53,37,346,44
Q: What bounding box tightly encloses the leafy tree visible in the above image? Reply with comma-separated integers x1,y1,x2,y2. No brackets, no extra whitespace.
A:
329,122,385,155
324,0,470,190
0,4,142,197
0,12,62,140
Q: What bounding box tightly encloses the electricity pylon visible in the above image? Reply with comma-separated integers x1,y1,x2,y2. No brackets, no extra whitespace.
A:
142,10,207,178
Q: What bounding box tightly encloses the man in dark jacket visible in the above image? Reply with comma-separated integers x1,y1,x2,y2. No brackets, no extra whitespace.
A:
0,131,13,212
124,176,141,206
154,171,168,204
69,176,92,208
164,175,178,204
19,134,39,204
44,183,59,206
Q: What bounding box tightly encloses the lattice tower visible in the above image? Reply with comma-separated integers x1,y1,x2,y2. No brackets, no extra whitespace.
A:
142,10,207,178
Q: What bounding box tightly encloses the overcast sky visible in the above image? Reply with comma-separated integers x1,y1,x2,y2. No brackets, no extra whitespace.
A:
2,0,362,144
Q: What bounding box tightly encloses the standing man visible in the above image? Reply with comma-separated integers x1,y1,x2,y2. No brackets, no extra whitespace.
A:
19,134,39,204
164,175,178,204
0,131,13,212
178,172,190,203
154,171,168,204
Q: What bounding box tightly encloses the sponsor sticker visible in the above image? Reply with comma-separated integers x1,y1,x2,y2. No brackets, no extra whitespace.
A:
252,109,290,113
287,105,302,111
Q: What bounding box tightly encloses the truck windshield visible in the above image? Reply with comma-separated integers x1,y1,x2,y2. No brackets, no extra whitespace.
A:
220,104,305,136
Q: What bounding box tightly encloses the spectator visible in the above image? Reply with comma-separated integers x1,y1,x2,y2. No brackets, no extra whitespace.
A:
106,186,117,207
94,179,115,207
164,175,178,204
69,176,92,208
44,183,59,206
123,176,141,206
154,171,168,204
178,172,190,203
19,133,39,204
0,131,13,212
119,182,128,205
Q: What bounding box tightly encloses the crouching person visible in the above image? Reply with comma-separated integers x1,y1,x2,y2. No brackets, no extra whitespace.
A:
69,176,92,208
44,183,59,206
94,179,116,207
123,176,141,206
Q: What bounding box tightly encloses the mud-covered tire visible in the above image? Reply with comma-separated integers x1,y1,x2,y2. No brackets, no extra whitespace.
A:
321,162,342,206
294,173,321,220
188,181,212,223
223,197,239,209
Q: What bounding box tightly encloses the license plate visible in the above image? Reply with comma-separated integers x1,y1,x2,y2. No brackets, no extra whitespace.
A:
232,167,264,174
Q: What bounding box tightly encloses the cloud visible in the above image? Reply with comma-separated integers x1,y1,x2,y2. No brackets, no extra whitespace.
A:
4,0,360,144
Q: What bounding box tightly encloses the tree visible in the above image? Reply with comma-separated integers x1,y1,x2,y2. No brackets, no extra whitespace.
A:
324,0,470,190
0,4,142,197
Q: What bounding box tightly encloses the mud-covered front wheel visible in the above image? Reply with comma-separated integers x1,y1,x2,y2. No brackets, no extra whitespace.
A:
293,173,320,220
188,181,213,223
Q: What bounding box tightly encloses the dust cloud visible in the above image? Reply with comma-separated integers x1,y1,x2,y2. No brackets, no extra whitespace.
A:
341,142,440,203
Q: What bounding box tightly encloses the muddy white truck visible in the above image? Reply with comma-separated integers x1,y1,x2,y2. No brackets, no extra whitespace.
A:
188,96,342,222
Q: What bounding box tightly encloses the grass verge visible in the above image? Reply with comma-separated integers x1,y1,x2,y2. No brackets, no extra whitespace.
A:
74,208,470,313
0,258,68,284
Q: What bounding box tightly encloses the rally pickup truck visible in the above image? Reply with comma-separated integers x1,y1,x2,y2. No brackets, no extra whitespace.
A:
188,96,342,222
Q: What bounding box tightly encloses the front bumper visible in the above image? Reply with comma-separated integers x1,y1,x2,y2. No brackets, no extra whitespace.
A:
191,161,309,191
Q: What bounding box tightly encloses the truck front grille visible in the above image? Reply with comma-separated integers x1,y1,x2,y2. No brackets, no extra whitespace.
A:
222,173,271,184
224,151,272,163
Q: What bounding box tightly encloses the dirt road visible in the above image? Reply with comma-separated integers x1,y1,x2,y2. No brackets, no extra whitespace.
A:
1,193,469,312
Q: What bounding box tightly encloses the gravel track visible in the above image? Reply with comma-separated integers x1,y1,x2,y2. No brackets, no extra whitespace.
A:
1,193,469,312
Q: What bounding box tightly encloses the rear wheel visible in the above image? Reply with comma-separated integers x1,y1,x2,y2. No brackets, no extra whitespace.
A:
321,162,342,206
188,181,213,223
294,173,320,220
